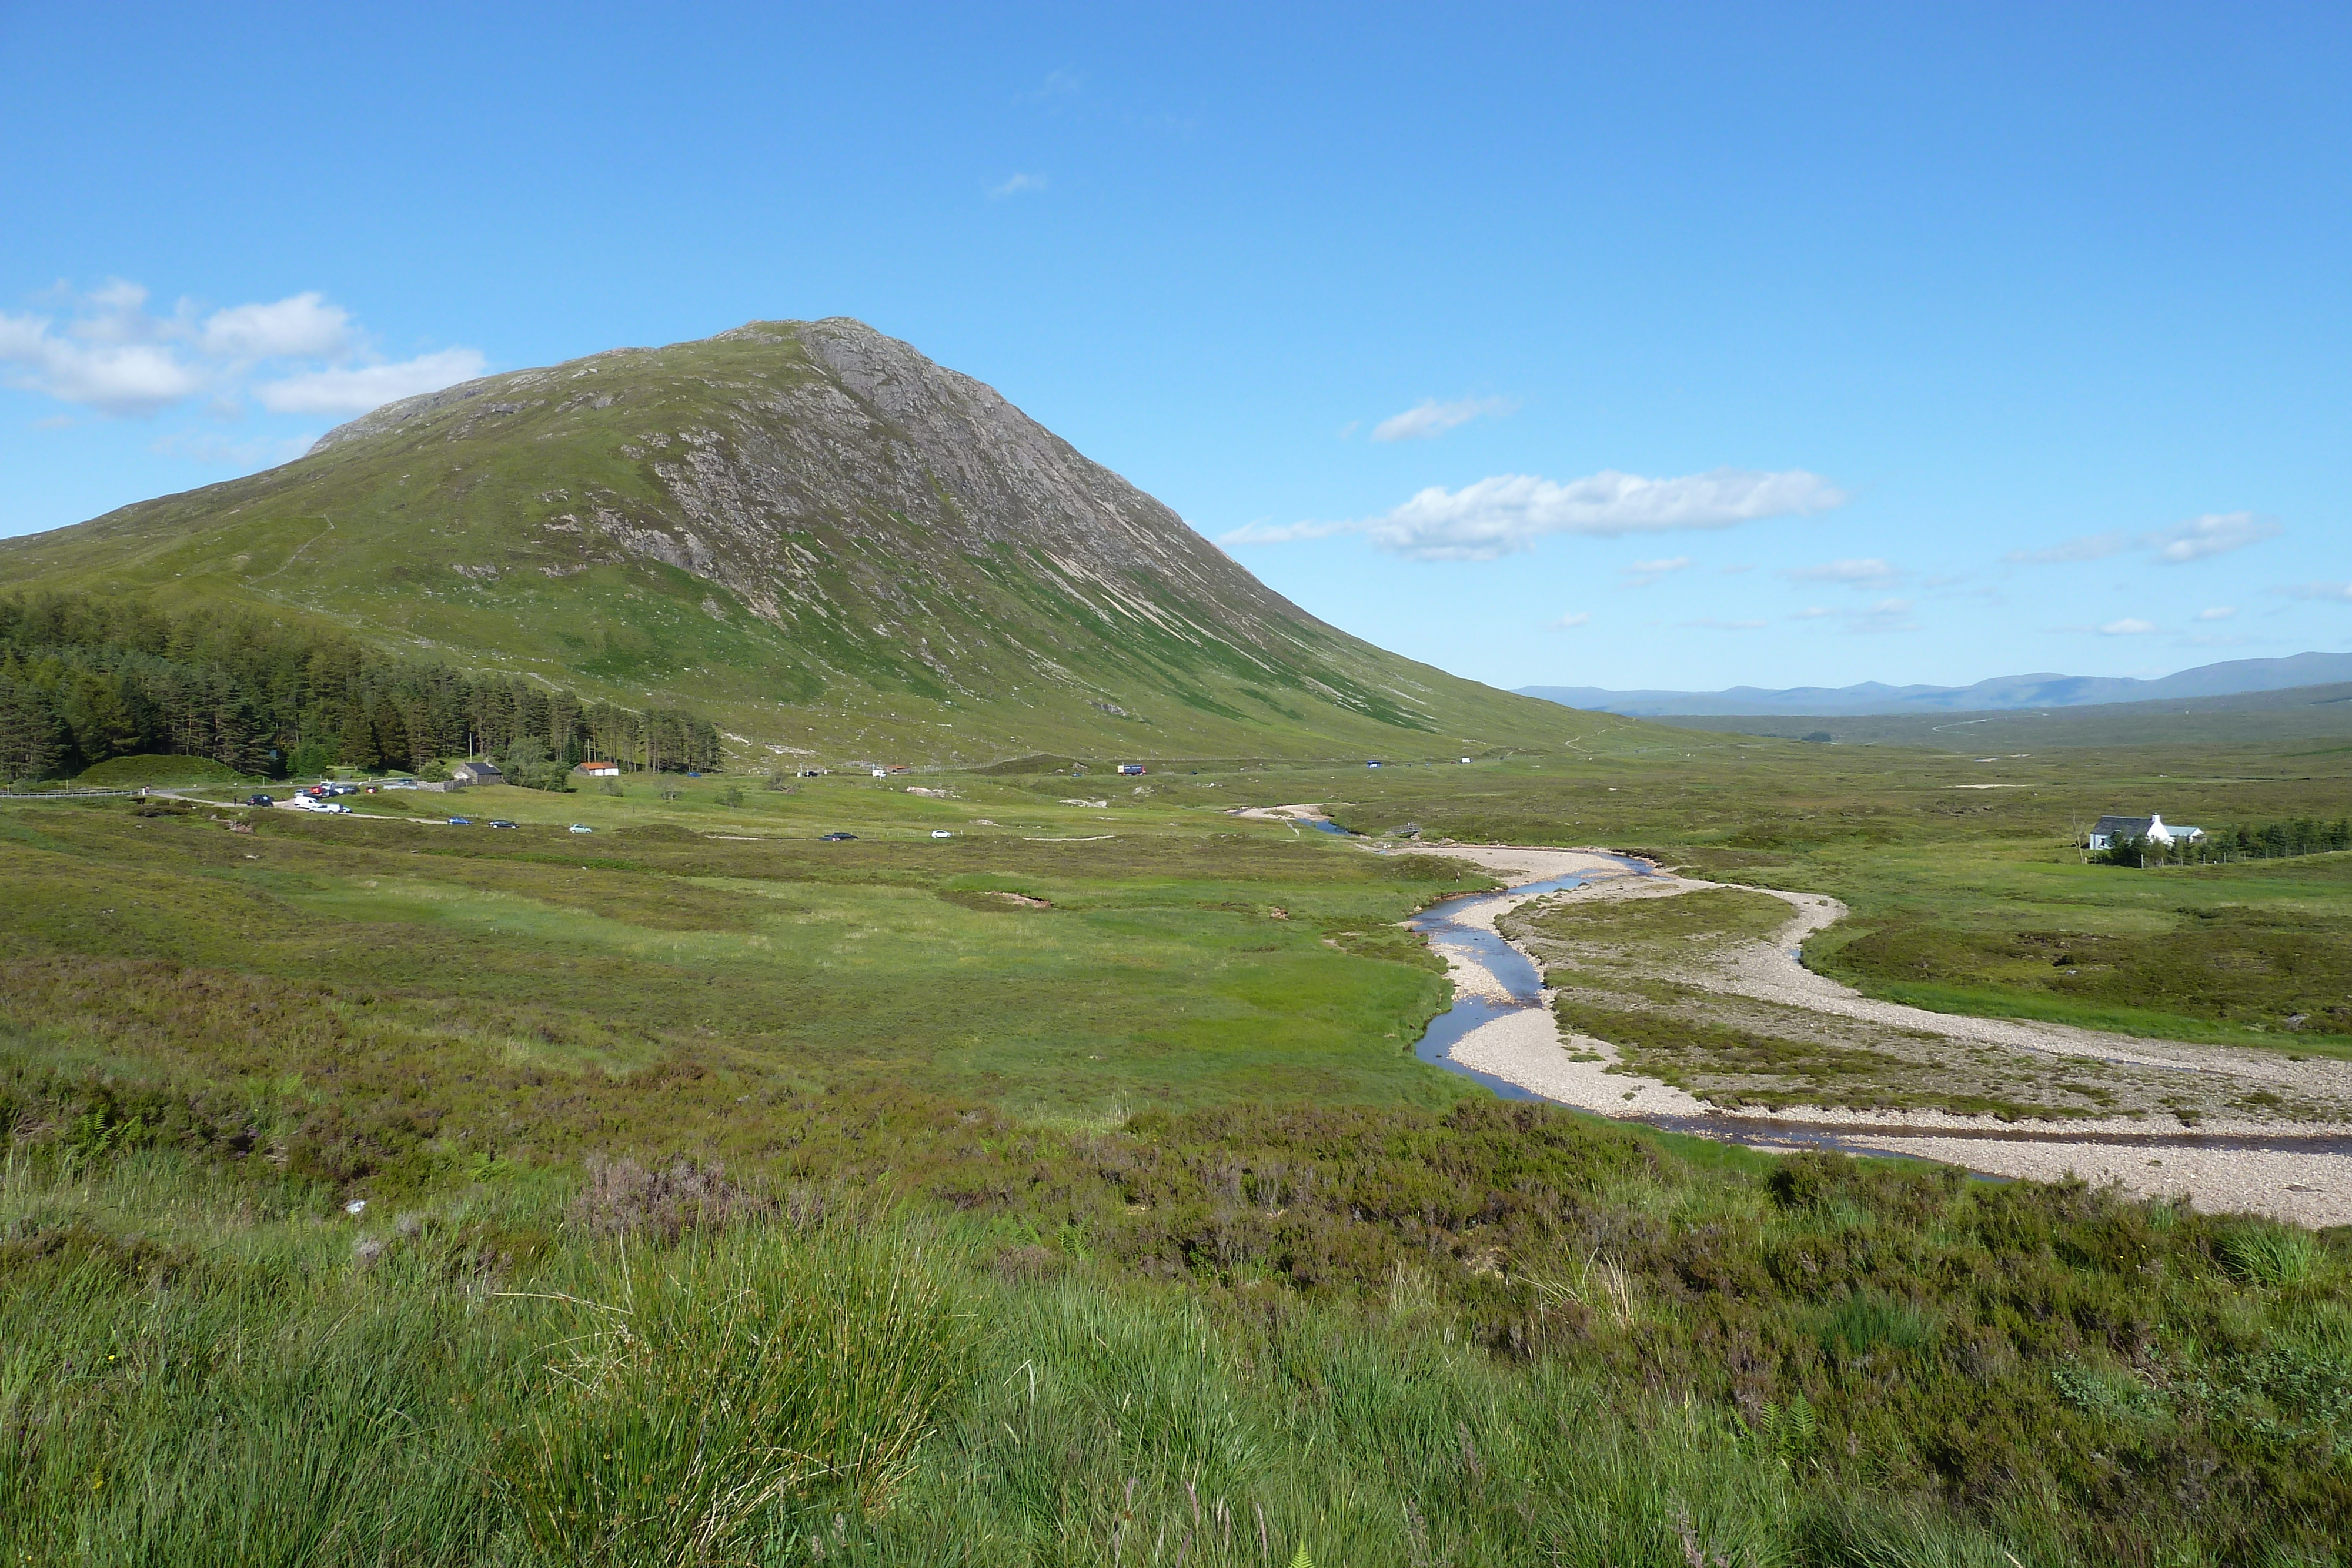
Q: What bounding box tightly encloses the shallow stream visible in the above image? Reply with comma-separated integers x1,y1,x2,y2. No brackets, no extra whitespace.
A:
1405,865,2352,1164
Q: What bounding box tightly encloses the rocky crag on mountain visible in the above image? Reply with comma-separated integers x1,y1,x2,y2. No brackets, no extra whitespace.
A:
2,319,1592,762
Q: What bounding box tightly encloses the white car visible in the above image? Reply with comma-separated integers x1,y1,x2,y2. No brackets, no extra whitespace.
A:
930,830,953,839
568,824,594,834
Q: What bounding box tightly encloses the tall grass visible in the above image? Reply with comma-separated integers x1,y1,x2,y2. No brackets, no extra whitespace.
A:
8,1125,2352,1563
498,1225,970,1564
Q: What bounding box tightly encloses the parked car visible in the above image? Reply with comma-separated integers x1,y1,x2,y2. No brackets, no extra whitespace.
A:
246,794,274,807
488,819,518,830
318,802,351,814
818,831,857,841
448,817,473,825
327,783,359,797
930,830,953,839
567,824,594,834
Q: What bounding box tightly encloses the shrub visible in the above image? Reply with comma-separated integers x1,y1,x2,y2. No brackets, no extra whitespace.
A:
570,1157,770,1243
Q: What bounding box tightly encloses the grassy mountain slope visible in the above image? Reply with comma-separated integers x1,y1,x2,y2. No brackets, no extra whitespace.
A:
0,319,1612,764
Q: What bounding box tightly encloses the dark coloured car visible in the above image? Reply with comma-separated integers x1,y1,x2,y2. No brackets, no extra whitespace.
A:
818,831,857,841
488,819,518,830
246,794,273,807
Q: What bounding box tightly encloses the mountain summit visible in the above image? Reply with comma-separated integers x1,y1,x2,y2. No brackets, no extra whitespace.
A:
0,319,1586,761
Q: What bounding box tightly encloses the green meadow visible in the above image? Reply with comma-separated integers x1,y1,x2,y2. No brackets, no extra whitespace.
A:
6,730,2352,1563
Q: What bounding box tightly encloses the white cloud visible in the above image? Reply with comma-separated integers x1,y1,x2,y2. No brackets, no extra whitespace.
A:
2146,511,2280,563
1622,554,1691,587
149,429,316,467
2195,606,2237,621
0,280,481,430
1785,557,1900,587
2277,581,2352,603
1370,396,1512,443
1842,598,1918,634
1549,611,1591,630
2098,618,2159,636
1220,517,1362,546
1222,467,1845,561
0,306,206,415
1016,71,1081,103
1791,606,1831,619
2006,512,2281,569
990,172,1048,198
1683,617,1767,630
2004,531,2129,566
199,292,352,360
255,348,487,414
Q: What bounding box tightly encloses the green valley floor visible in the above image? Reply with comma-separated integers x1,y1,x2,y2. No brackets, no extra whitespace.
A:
5,733,2352,1564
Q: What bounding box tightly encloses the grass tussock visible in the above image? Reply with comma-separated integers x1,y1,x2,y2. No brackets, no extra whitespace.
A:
499,1225,971,1563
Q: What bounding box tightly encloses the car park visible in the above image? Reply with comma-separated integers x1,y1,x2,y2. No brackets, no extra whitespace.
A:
818,831,857,841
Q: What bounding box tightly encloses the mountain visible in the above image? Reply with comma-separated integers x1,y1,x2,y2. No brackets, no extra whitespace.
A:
0,319,1601,763
1636,680,2352,751
1522,653,2352,717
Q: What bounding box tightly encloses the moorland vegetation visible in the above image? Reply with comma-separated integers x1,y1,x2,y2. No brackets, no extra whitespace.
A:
2,731,2350,1563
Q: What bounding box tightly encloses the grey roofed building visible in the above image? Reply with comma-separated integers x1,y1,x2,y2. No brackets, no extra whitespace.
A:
2087,811,2203,850
450,760,505,785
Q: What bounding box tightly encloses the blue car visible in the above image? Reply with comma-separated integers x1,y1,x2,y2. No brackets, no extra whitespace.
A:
448,816,473,825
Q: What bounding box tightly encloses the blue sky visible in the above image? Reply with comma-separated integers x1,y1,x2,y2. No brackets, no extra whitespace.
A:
2,3,2347,692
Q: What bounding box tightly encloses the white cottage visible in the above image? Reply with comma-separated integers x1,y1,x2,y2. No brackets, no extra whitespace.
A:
2087,812,2204,851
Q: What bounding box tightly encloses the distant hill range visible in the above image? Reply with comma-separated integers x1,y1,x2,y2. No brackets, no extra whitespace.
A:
0,319,1603,763
1522,653,2352,717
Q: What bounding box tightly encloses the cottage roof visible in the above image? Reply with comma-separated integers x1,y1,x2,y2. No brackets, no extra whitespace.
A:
2092,815,2154,835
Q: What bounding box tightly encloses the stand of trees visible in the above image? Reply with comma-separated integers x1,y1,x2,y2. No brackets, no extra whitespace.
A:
2094,815,2351,867
0,592,721,785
